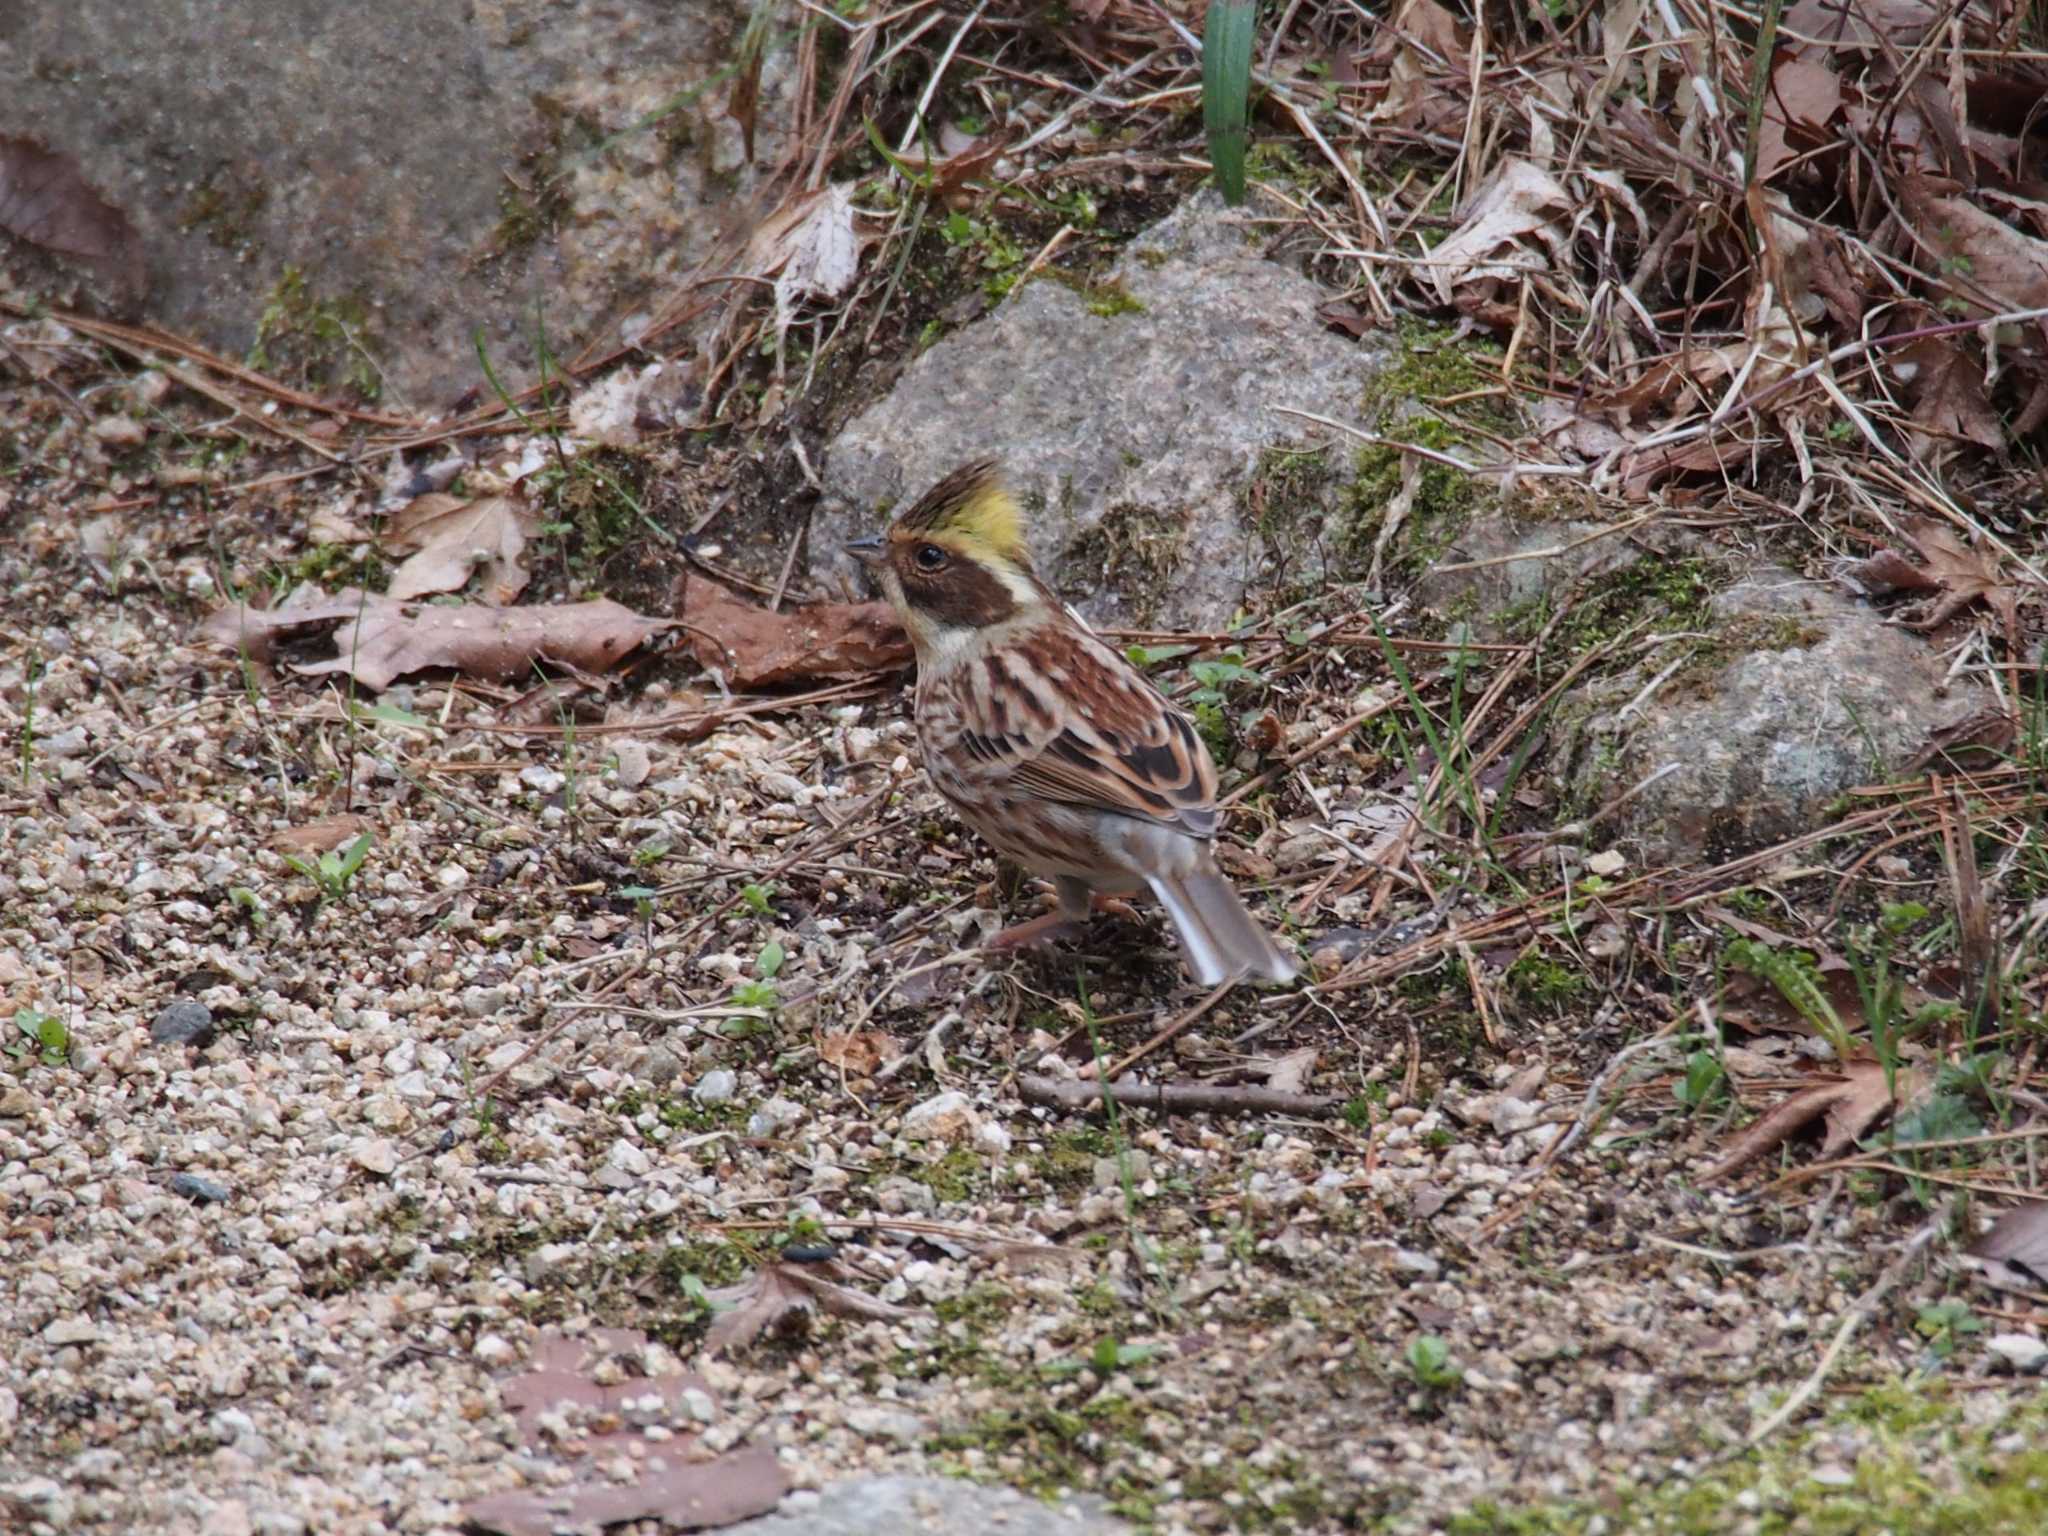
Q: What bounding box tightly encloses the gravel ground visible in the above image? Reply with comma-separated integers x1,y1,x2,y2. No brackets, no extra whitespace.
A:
0,373,2031,1536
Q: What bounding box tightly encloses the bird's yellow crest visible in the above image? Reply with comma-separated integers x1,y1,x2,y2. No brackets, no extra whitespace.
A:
891,460,1025,563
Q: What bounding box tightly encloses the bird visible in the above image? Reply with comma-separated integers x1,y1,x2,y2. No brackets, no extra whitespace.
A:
848,459,1297,987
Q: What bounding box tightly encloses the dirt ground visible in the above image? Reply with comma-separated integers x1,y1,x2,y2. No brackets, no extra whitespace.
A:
2,377,2045,1536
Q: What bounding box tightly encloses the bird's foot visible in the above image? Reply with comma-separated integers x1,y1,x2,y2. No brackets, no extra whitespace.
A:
985,910,1088,951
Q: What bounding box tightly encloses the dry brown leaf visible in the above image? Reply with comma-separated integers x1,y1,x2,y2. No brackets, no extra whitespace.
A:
379,491,537,603
1896,517,2020,632
1757,57,1843,184
274,815,371,855
200,590,672,691
1898,336,2005,456
1966,1203,2048,1296
751,182,861,308
466,1328,786,1536
1362,0,1469,128
705,1259,914,1353
0,136,145,299
1905,706,2017,771
1699,1060,1919,1184
1901,173,2048,315
679,576,910,688
1844,548,1944,595
818,1029,902,1076
1262,1046,1319,1095
1426,159,1569,305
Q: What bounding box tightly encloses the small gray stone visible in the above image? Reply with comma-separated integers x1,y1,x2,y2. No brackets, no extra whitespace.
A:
900,1090,977,1145
151,999,215,1047
1986,1332,2048,1373
723,1475,1131,1536
748,1097,804,1138
43,1316,99,1345
170,1172,231,1205
693,1069,738,1105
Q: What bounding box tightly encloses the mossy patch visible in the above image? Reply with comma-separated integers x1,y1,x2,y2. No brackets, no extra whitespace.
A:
247,266,383,401
179,169,270,259
1445,1379,2048,1536
1057,499,1189,623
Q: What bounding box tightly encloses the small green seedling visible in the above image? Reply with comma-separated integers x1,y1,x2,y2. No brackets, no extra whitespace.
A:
1673,1049,1727,1111
228,886,267,928
739,882,776,917
1914,1300,1983,1362
1404,1334,1462,1392
728,942,786,1020
9,1007,70,1067
284,831,373,902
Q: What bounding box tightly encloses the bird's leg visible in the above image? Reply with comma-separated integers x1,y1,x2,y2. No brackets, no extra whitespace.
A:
987,876,1094,951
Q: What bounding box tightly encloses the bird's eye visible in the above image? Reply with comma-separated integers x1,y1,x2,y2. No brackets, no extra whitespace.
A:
913,543,948,572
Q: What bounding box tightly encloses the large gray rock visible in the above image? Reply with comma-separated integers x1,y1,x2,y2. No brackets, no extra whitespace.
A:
1,0,781,408
818,192,1396,628
727,1476,1130,1536
1553,570,1997,861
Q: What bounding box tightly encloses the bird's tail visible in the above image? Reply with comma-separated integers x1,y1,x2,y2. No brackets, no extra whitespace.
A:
1147,865,1298,987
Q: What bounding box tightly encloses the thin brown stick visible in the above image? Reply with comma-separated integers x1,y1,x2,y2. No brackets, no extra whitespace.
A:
1018,1074,1342,1118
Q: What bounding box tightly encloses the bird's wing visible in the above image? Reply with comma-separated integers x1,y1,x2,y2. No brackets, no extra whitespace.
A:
943,622,1219,838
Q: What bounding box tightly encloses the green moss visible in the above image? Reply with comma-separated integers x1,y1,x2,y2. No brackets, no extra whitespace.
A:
1084,277,1145,318
918,1146,987,1203
931,1393,1155,1509
179,171,270,257
1034,1127,1116,1193
284,540,386,592
247,266,382,400
534,449,653,571
1506,952,1589,1013
1446,1380,2048,1535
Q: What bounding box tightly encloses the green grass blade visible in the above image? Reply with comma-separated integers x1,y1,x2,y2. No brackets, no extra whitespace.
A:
1202,1,1255,205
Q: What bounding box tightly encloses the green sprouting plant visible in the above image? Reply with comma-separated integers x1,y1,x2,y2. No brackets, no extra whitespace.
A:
1914,1300,1983,1362
730,941,785,1013
1202,0,1255,204
619,884,659,944
1403,1334,1462,1393
1180,650,1265,761
1674,1048,1728,1112
283,831,373,903
9,1007,69,1067
228,886,266,928
19,648,41,786
1043,1336,1160,1381
1847,901,1930,1092
633,838,670,869
739,882,776,917
1723,938,1852,1063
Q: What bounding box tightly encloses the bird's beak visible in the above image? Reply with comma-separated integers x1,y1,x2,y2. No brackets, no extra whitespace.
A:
845,535,884,565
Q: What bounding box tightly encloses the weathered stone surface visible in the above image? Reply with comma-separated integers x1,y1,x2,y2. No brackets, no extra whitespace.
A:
1,0,783,407
1413,507,1681,636
1554,570,1996,861
818,191,1395,628
726,1476,1130,1536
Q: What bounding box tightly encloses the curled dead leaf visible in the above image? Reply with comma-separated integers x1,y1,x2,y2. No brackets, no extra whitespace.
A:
200,589,672,691
465,1328,787,1536
0,136,145,301
1698,1060,1923,1184
818,1029,903,1076
705,1259,914,1353
273,815,371,855
678,575,910,688
378,491,538,603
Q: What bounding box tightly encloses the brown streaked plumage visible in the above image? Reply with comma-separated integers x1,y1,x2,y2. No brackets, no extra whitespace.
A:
849,460,1296,987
